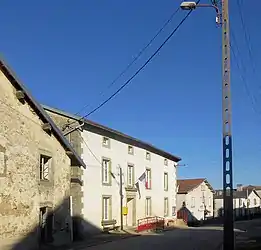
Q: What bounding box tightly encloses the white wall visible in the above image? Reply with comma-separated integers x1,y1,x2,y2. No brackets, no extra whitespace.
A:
177,181,213,221
80,129,178,234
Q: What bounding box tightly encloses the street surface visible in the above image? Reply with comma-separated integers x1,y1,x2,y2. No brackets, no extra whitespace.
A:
70,227,225,250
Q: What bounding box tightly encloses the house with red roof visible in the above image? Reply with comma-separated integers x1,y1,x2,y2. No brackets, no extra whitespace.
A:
176,178,214,222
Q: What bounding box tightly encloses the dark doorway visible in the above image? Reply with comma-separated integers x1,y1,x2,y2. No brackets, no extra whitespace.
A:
39,207,53,244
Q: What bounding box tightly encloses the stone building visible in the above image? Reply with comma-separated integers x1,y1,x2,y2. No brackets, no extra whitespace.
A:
0,57,85,250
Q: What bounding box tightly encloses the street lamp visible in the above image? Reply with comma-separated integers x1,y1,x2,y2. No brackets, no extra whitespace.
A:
180,1,234,250
180,1,221,24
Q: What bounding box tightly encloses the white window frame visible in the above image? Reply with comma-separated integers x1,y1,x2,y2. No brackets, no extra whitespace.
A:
164,159,168,166
164,197,169,217
145,197,152,217
40,155,51,181
145,169,151,189
102,158,110,184
191,197,195,208
164,172,168,191
201,185,205,191
127,164,134,186
146,152,151,160
102,196,111,221
208,197,212,207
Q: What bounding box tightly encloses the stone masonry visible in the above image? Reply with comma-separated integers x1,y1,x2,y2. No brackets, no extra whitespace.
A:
45,111,85,239
0,68,72,249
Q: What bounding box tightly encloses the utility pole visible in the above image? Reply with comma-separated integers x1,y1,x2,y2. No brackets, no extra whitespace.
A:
119,166,124,230
221,0,234,249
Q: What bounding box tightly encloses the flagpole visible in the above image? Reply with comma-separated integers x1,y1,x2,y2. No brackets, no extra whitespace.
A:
119,165,124,230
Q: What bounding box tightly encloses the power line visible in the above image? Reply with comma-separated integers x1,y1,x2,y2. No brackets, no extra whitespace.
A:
73,7,181,116
80,7,196,119
236,0,257,76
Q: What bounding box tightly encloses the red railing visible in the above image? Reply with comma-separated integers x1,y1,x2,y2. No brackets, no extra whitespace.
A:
137,216,165,232
177,209,188,223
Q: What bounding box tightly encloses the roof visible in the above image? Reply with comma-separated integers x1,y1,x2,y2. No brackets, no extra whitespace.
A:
243,185,261,191
214,189,260,199
42,105,182,163
0,56,86,169
177,178,214,194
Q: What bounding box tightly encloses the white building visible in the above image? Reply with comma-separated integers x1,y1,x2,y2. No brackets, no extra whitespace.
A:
176,178,214,222
43,105,181,235
214,187,261,218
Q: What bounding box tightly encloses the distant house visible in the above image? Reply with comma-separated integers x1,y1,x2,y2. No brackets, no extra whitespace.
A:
214,187,261,218
176,178,214,222
0,57,85,249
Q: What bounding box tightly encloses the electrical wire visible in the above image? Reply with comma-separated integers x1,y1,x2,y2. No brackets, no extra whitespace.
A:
73,7,181,117
79,7,196,120
236,0,256,75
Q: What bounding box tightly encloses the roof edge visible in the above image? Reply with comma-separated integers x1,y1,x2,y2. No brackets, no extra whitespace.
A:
42,104,182,163
0,56,86,169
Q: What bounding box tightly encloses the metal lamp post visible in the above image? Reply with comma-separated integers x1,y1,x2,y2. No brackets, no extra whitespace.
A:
180,1,234,249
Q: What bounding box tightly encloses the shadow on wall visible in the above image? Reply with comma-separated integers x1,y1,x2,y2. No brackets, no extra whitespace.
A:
9,197,103,250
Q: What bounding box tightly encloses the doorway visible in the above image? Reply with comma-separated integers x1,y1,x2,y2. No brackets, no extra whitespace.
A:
126,197,136,227
39,207,53,243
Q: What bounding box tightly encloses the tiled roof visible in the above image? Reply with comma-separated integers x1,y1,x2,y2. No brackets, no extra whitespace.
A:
177,178,205,194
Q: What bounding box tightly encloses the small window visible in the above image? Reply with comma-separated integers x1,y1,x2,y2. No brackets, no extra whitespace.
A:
239,198,242,206
208,197,212,207
254,198,257,205
191,197,195,208
40,155,51,181
164,172,168,191
128,145,134,155
201,185,205,191
102,158,111,185
146,152,151,160
164,198,169,217
164,159,168,166
145,169,151,189
145,197,152,217
102,196,112,221
127,164,134,187
102,137,110,148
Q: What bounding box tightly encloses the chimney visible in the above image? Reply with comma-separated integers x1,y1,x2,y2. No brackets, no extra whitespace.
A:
237,184,243,191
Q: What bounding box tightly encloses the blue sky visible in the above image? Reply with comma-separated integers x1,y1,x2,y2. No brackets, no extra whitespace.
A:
1,0,260,188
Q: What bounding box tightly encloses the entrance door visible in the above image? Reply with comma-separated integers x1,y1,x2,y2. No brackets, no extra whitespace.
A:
126,197,136,227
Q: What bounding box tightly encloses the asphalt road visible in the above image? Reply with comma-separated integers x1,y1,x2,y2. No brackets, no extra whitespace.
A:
74,227,224,250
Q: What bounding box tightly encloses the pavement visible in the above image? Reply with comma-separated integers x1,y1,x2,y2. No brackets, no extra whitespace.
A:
40,219,261,250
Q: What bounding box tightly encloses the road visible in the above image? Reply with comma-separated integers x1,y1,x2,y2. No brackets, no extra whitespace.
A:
71,227,224,250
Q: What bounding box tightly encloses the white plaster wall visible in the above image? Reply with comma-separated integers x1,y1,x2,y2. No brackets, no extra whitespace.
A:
80,129,177,233
247,191,261,208
182,181,213,221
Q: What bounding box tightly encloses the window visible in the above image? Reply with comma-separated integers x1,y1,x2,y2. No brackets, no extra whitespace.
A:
164,172,168,191
102,196,112,221
145,169,151,189
191,197,195,208
146,152,151,160
145,197,152,217
102,137,110,148
254,198,257,205
208,197,212,207
127,164,134,187
164,198,169,217
164,159,168,166
128,145,134,155
40,155,51,181
239,198,242,207
201,185,205,191
102,158,111,185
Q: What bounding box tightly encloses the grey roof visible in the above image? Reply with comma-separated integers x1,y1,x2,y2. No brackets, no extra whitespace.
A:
0,56,86,169
214,189,252,199
42,105,182,163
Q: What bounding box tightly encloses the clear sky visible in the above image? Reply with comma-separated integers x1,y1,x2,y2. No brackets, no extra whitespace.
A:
1,0,260,189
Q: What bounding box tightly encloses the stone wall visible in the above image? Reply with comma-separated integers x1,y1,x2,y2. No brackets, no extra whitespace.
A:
0,70,72,249
44,110,84,239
